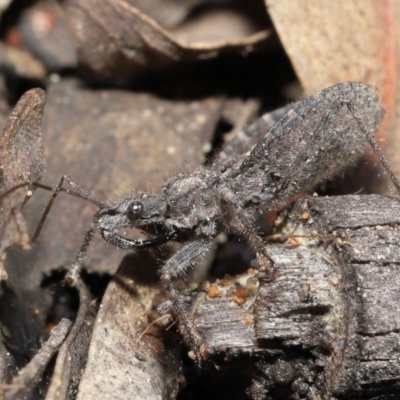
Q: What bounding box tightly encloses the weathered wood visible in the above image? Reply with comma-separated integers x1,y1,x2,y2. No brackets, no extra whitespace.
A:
175,194,400,399
5,319,71,400
75,261,182,400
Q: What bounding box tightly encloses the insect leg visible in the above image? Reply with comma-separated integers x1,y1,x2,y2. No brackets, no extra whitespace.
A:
31,176,66,243
32,175,105,243
159,238,213,284
230,208,274,274
220,189,274,274
65,226,96,285
346,102,400,194
159,238,214,356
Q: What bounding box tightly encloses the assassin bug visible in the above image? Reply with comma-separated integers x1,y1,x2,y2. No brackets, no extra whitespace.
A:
4,83,399,306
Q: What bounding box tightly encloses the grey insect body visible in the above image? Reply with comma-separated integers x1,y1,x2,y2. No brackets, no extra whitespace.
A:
82,82,386,285
22,80,400,361
31,81,400,301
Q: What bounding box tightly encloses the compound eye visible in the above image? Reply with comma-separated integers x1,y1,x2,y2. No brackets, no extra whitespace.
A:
128,201,143,220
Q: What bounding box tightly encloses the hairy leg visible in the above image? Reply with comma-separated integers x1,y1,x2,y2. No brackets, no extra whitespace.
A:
160,238,213,284
159,238,214,357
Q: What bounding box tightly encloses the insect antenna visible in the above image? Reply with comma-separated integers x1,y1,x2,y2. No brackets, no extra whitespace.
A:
0,182,35,200
0,175,107,243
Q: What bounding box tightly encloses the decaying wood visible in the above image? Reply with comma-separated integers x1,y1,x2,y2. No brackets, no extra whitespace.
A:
45,282,96,400
5,319,72,400
175,194,400,399
75,261,182,400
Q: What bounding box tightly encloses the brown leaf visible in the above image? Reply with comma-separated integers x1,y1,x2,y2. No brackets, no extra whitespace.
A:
124,0,202,29
266,0,398,192
266,1,394,96
0,88,46,280
169,3,270,44
63,0,272,84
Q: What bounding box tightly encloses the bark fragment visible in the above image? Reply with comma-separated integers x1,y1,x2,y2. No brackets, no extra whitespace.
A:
175,194,400,398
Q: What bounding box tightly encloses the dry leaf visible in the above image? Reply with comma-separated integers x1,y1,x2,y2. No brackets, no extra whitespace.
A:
266,1,394,96
124,0,202,29
0,88,46,281
265,1,396,138
63,0,272,84
169,2,270,44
